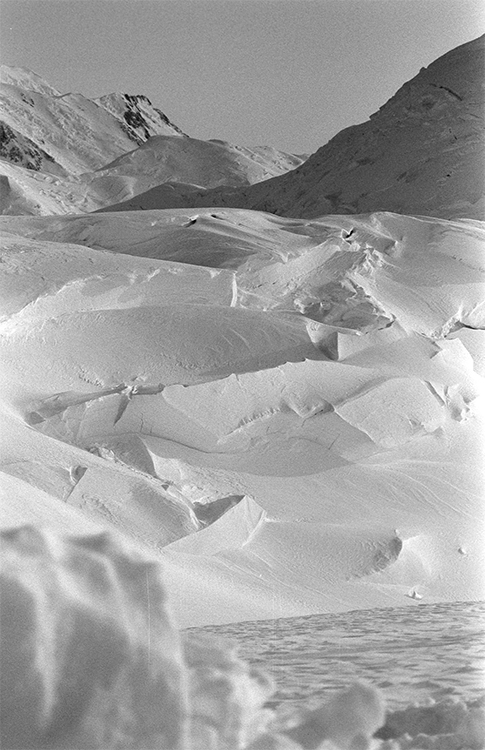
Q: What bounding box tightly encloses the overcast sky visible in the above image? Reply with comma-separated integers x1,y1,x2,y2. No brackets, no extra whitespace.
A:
0,0,483,153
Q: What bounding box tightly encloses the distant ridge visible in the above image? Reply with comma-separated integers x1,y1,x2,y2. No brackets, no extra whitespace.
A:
105,35,485,221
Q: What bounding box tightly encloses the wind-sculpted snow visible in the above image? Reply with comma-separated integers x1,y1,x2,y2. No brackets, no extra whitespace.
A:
0,207,483,627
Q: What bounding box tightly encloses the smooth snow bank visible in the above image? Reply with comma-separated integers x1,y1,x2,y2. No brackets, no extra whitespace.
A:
2,526,483,750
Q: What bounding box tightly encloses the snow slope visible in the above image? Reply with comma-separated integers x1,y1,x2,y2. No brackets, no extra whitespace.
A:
105,35,485,221
1,207,484,628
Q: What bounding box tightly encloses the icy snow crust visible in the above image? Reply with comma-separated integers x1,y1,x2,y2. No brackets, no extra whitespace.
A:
3,526,484,750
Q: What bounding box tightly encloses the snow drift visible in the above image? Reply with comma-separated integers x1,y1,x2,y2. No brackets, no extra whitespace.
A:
1,207,483,627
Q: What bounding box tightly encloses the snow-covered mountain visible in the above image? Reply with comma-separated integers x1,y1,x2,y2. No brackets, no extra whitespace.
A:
107,35,484,221
0,65,185,175
0,67,307,215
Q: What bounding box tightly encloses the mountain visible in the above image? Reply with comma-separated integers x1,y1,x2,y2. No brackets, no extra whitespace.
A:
0,65,186,175
106,35,484,221
0,67,307,215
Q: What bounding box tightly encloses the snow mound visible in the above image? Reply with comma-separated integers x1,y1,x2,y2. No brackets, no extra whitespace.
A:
0,525,187,749
376,696,485,749
86,134,306,198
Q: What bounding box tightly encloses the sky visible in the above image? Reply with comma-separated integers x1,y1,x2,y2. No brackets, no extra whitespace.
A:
0,0,484,154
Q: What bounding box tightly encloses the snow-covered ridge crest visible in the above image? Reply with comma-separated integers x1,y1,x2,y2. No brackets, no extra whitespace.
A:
96,92,188,142
0,64,62,96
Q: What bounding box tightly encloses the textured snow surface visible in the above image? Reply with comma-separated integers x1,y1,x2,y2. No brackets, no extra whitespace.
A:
1,526,484,750
107,35,485,221
1,207,484,628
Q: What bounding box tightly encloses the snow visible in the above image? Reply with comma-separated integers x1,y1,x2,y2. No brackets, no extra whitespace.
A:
1,207,483,628
1,37,484,750
0,70,306,216
1,526,483,749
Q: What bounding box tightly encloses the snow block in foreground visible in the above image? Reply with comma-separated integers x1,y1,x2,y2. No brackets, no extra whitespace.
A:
0,525,388,750
0,526,187,749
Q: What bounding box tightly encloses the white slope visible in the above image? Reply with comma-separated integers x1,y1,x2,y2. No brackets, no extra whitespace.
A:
105,35,485,221
0,83,138,175
0,64,62,96
1,207,484,627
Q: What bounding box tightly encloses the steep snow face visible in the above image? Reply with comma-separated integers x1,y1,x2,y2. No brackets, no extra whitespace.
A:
115,35,484,221
0,82,140,174
96,92,187,141
0,122,68,176
1,208,484,627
